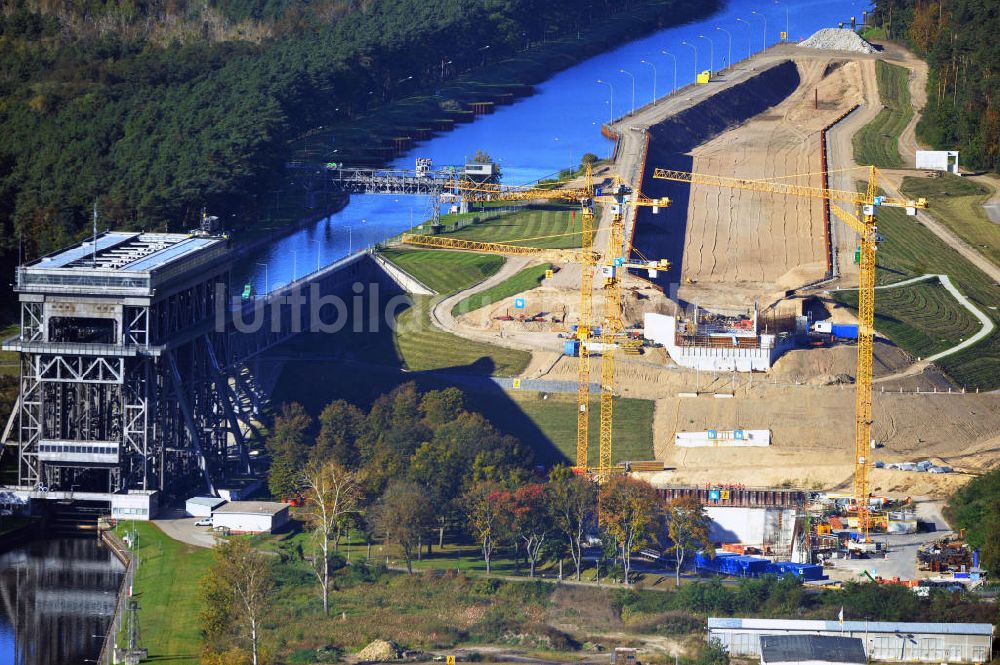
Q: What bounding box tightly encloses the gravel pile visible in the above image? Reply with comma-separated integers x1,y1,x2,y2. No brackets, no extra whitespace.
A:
799,28,877,54
356,640,401,662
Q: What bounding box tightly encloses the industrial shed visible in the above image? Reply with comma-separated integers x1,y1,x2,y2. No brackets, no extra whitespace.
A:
211,501,289,534
185,496,226,517
760,635,866,665
708,618,993,663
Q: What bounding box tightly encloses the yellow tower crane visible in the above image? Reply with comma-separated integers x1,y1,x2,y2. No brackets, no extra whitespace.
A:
587,179,671,480
652,165,928,540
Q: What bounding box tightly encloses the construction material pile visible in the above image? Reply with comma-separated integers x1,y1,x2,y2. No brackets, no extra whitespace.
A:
357,640,401,662
918,537,972,573
799,28,877,54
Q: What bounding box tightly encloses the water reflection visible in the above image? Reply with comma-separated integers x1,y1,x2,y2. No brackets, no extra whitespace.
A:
0,538,124,665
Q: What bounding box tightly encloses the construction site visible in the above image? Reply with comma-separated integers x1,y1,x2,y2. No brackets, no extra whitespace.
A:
347,29,999,588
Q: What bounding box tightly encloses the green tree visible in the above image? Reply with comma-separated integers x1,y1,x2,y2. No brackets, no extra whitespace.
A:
199,538,274,665
373,479,433,573
548,465,598,580
313,399,366,467
665,495,712,587
265,402,312,500
697,639,730,665
462,480,507,574
598,476,659,585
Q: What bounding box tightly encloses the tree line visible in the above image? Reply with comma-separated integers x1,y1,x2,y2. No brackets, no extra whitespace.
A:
870,0,1000,173
266,384,711,590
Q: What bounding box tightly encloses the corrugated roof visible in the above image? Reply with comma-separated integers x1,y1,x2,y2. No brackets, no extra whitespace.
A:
213,501,288,515
708,617,994,636
761,635,866,664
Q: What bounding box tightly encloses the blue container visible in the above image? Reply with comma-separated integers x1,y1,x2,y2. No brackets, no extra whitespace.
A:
831,324,859,339
563,340,580,356
765,561,825,581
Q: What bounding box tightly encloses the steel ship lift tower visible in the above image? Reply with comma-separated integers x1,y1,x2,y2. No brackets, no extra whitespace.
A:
1,229,253,501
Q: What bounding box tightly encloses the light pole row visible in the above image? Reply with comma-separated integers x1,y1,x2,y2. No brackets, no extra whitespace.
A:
596,9,783,119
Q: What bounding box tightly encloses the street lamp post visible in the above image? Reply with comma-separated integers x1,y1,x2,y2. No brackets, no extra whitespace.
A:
619,69,635,115
697,34,714,73
309,239,321,271
736,18,753,60
292,249,297,280
661,51,678,92
639,60,657,105
255,263,269,295
681,40,698,78
716,27,733,71
344,227,353,254
752,10,768,49
596,79,614,122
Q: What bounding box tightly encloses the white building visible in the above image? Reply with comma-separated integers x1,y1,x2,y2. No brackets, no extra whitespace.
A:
709,618,994,663
211,501,290,534
185,496,227,517
916,150,959,174
644,313,795,372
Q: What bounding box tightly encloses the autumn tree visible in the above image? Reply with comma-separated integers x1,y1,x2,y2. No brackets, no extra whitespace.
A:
504,483,550,578
373,479,433,573
548,465,598,580
462,480,506,574
301,460,361,614
266,402,312,500
598,476,659,585
200,538,274,665
665,495,712,587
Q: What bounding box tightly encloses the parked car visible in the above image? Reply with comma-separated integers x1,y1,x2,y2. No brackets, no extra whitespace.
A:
194,517,213,527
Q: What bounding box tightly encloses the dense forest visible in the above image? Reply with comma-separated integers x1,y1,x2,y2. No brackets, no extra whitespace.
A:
0,0,713,277
869,0,999,172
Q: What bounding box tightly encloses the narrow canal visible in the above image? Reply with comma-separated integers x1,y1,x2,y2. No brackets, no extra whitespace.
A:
237,0,873,295
0,537,124,665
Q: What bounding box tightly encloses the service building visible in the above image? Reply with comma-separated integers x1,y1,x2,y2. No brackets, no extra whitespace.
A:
211,501,290,534
708,617,993,663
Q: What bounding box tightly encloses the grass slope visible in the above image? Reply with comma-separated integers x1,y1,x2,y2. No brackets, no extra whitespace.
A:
470,391,655,467
901,174,999,269
379,249,505,293
442,203,588,249
834,280,980,358
117,522,212,664
395,295,531,375
452,262,553,316
833,194,1000,389
853,60,912,168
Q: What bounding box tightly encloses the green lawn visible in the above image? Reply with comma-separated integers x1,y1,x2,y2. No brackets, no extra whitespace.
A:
0,324,19,377
116,522,212,664
379,248,504,293
901,174,999,268
394,295,531,375
469,391,656,467
833,189,1000,389
853,60,912,168
834,279,980,358
452,262,553,315
440,202,589,249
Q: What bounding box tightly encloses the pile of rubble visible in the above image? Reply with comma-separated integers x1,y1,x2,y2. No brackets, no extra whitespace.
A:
918,537,972,573
799,28,878,54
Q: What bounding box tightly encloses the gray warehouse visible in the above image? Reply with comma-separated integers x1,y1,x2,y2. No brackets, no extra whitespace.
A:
708,618,993,663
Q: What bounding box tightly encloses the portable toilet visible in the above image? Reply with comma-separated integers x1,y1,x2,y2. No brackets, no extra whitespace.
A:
563,340,580,357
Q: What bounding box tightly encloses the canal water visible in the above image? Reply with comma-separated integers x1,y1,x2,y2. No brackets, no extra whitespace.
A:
238,0,873,294
0,537,124,665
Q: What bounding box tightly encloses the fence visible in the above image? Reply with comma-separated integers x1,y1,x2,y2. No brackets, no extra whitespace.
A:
98,528,138,665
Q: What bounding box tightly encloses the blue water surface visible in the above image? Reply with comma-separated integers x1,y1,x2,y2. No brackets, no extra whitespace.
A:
239,0,872,294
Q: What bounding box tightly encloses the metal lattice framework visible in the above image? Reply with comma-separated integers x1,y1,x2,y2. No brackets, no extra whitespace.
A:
653,165,928,539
